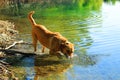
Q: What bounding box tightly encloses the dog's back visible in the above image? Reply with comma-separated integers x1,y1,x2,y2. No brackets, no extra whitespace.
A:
28,11,58,48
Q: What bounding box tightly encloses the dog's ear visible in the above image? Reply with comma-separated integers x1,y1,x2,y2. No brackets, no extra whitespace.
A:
61,42,65,46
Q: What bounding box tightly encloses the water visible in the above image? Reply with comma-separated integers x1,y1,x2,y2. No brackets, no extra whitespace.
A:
0,1,120,80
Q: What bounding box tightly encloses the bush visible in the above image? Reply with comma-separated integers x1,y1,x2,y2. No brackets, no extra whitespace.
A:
0,20,18,49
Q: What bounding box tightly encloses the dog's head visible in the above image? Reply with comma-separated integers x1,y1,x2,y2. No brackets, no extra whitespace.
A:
60,41,74,58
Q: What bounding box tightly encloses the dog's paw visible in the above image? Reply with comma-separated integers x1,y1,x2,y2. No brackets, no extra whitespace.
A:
33,51,37,54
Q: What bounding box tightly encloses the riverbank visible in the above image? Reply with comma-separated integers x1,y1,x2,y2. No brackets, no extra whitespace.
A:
0,20,19,80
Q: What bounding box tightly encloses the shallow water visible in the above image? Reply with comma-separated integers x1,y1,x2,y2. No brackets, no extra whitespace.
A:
1,1,120,80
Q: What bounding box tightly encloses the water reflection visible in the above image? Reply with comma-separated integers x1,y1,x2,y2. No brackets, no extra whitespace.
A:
34,55,72,80
1,0,120,80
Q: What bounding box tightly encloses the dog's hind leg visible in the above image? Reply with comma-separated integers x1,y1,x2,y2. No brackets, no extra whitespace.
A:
32,32,37,52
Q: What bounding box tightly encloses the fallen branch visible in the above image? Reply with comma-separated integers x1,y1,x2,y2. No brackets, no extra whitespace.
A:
5,40,24,49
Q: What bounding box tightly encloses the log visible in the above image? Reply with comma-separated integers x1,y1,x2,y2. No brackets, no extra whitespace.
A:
5,40,24,49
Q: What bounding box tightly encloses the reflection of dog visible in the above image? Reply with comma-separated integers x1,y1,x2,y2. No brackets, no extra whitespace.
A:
28,11,74,58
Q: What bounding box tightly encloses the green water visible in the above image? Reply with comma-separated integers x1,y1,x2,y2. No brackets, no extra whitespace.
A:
0,0,120,80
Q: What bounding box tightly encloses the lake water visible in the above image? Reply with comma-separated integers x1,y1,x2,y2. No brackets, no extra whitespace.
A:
0,0,120,80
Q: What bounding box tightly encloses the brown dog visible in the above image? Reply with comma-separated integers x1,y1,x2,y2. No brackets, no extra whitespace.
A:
28,11,74,58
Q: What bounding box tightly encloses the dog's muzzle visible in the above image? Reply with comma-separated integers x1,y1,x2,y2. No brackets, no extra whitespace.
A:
64,53,74,59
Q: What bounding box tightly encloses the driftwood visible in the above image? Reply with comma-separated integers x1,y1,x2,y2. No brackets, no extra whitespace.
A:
5,40,24,49
0,39,36,56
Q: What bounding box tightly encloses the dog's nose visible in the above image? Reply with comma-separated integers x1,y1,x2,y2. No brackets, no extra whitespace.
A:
70,53,74,58
66,53,73,59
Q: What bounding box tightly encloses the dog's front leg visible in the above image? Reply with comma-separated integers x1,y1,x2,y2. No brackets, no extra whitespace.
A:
32,32,37,52
49,50,63,59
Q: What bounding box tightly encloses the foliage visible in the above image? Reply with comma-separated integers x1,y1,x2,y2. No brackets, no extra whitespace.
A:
0,0,119,17
0,0,104,17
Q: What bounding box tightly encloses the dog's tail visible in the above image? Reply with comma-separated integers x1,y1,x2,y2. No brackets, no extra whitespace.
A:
28,11,37,26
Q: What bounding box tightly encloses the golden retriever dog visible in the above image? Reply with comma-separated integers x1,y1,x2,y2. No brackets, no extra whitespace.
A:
28,11,74,58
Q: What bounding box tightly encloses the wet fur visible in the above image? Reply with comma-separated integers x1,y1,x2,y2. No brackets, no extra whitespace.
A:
28,11,74,58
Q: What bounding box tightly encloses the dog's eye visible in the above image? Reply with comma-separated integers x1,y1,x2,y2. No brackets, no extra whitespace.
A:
66,42,69,45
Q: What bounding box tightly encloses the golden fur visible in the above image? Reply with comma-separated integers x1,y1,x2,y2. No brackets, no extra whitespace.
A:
28,11,74,58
